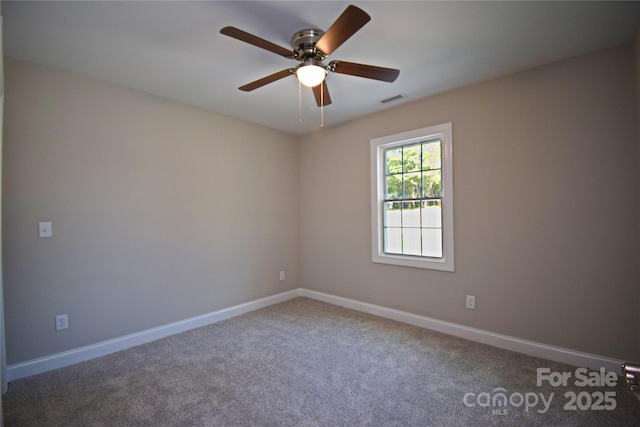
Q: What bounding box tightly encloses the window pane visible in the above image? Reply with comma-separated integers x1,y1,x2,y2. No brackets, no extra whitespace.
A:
421,200,442,228
402,228,421,256
384,228,402,254
422,140,441,170
384,202,401,227
403,144,421,173
386,148,402,174
422,228,443,258
403,172,421,199
422,170,441,198
401,201,420,228
386,175,402,200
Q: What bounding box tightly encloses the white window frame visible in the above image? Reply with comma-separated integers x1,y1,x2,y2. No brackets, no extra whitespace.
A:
370,122,454,271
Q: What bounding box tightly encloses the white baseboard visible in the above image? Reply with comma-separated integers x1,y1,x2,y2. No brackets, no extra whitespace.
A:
298,289,623,373
7,287,623,381
6,289,300,381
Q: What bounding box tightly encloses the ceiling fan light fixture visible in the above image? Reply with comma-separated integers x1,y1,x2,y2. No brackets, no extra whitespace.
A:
296,64,327,88
220,5,399,108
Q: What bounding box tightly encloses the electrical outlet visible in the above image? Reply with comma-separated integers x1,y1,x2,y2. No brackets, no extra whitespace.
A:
466,295,476,309
55,314,68,331
279,271,285,281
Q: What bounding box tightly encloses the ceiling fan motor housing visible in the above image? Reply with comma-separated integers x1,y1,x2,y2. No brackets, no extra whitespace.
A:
291,29,326,60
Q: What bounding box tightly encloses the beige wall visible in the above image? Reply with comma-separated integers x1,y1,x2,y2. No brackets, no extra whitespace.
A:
3,42,639,367
2,58,299,364
299,44,639,361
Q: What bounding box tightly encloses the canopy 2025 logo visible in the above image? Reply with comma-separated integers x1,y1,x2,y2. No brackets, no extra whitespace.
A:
463,367,618,415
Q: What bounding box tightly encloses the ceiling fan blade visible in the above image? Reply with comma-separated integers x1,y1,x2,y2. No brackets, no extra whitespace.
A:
239,69,294,92
312,82,332,107
330,61,400,82
315,5,370,56
220,26,294,58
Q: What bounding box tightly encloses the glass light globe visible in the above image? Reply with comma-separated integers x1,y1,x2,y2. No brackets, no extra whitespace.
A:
296,64,327,88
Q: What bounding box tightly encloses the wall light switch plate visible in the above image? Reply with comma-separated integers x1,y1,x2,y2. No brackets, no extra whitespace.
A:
39,222,52,238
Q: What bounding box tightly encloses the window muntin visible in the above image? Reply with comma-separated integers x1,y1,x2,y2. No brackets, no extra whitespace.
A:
370,123,454,271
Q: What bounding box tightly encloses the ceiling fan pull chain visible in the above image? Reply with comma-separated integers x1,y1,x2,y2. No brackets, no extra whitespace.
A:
320,81,324,128
298,79,303,123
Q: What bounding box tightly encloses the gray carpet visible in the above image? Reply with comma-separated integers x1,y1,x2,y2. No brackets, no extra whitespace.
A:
3,297,640,426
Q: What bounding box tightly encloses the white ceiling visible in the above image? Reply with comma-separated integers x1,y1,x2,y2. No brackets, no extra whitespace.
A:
3,1,640,135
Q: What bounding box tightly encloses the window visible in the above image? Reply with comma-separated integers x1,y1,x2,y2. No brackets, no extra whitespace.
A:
370,123,454,271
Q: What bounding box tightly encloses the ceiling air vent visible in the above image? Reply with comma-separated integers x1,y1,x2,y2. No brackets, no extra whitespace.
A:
380,93,406,104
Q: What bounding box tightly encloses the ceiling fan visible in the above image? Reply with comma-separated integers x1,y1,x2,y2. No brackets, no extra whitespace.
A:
220,5,400,107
